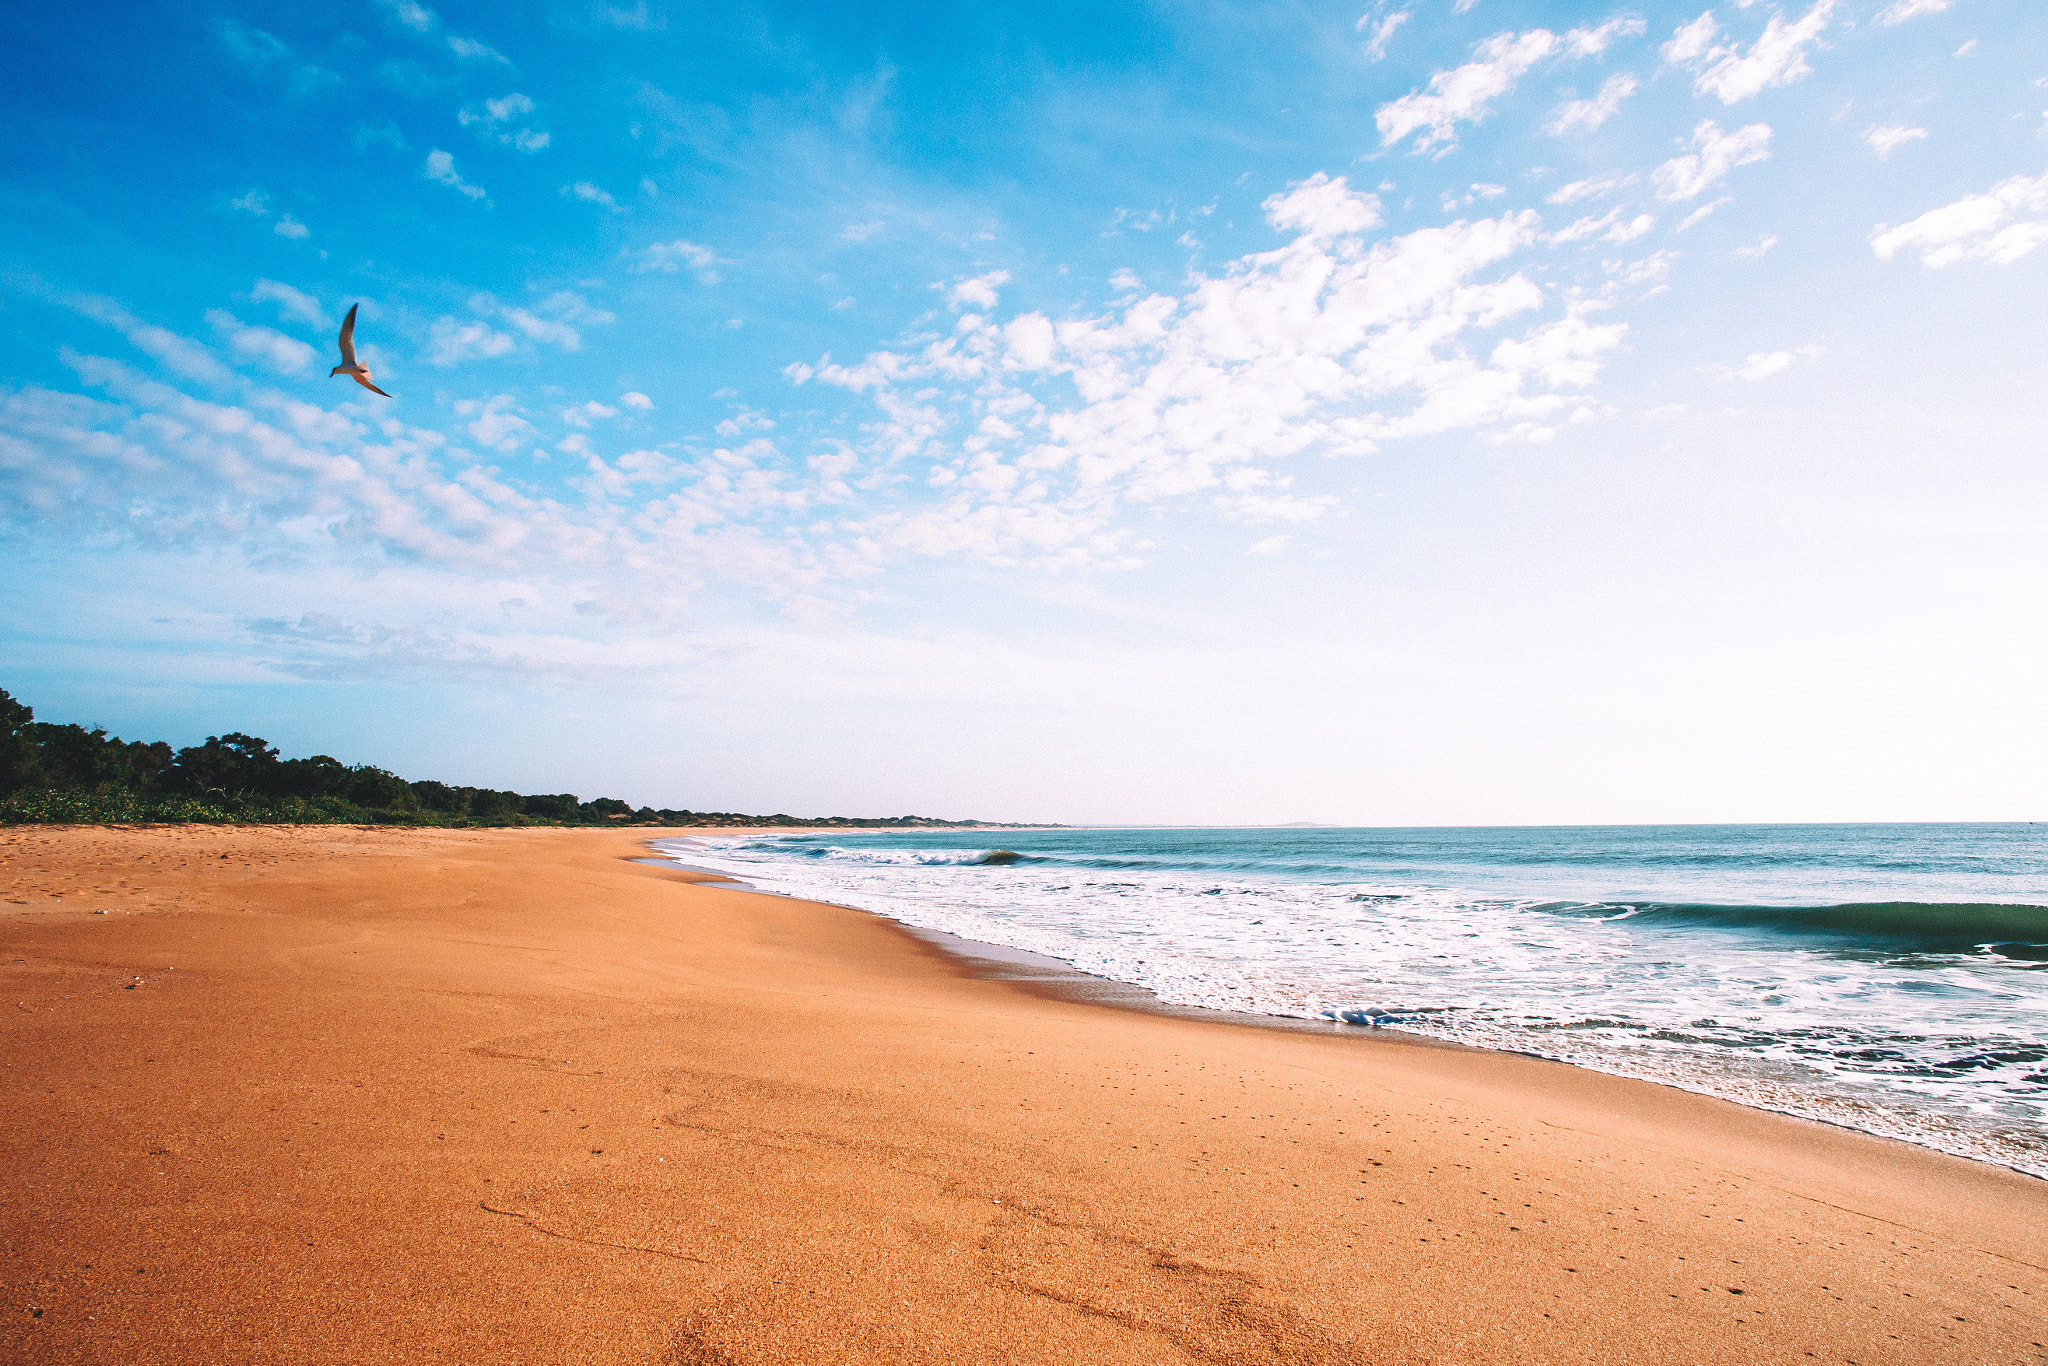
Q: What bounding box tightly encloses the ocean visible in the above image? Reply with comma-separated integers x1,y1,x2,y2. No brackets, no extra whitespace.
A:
651,823,2048,1177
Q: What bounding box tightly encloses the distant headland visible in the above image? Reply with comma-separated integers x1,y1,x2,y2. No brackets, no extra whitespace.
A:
0,688,1043,830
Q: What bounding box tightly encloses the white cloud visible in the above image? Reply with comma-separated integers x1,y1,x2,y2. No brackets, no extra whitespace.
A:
1359,9,1409,61
841,221,885,241
273,214,310,239
949,271,1011,311
1864,124,1928,158
229,189,271,217
1548,208,1655,244
1677,196,1730,231
452,291,608,355
214,19,339,97
1108,268,1144,293
620,391,654,410
1,155,1663,642
1233,494,1332,522
1216,470,1339,525
1663,0,1834,105
1441,182,1507,212
561,400,620,428
1733,234,1778,258
600,2,663,30
468,92,533,123
2,305,844,630
1377,29,1560,152
1602,249,1678,294
1876,0,1948,24
1661,11,1719,66
424,149,487,202
375,0,436,32
1492,309,1629,386
1953,38,1975,56
1547,210,1618,242
1562,14,1647,57
1485,419,1559,444
1713,345,1823,381
250,280,328,326
631,240,721,282
216,18,290,70
1652,120,1773,200
447,35,508,63
1264,170,1383,235
563,181,622,210
52,291,238,387
452,393,533,450
797,173,1627,568
205,310,319,374
716,408,775,438
1871,168,2048,267
1002,314,1057,371
537,291,615,329
1545,73,1639,136
1547,174,1630,204
426,318,516,366
459,93,547,151
1246,535,1292,556
353,121,408,153
499,309,579,350
1377,17,1642,152
1608,213,1656,243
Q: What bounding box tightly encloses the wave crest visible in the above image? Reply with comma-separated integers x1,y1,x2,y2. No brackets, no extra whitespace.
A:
1547,899,2048,949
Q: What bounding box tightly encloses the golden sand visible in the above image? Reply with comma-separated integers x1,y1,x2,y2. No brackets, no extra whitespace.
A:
2,824,2040,1363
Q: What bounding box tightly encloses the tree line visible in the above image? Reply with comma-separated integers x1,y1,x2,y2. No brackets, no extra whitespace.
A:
0,688,1017,829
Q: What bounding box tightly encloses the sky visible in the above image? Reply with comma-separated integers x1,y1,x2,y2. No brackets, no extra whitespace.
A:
1,0,2044,824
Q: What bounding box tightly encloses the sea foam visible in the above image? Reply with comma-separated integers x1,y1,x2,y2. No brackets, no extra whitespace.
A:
654,824,2048,1176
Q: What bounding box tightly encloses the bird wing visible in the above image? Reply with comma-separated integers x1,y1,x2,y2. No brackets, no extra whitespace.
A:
352,373,392,398
337,303,359,367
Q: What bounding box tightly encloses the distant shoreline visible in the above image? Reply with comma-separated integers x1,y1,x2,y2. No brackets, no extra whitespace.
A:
1,683,1057,831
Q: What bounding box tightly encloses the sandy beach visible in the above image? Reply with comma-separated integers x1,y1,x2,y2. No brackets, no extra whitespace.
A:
1,824,2041,1365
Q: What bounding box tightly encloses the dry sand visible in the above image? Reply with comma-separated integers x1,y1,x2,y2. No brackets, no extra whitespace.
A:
1,823,2041,1365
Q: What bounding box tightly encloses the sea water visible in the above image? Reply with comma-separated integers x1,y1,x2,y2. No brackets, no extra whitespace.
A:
651,824,2048,1176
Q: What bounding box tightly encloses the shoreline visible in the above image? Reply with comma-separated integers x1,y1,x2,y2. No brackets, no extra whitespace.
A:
4,824,2042,1363
651,832,2048,1182
648,839,1476,1049
885,901,2048,1181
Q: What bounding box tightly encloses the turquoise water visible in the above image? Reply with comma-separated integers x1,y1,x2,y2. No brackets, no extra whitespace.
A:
658,823,2048,1175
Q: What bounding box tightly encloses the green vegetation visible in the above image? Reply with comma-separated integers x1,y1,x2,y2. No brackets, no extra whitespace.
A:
0,688,1011,829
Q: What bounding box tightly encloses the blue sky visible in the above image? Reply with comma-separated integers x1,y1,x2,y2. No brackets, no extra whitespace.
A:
2,0,2044,822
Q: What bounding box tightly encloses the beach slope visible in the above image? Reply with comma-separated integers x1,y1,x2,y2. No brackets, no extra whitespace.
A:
1,825,2040,1364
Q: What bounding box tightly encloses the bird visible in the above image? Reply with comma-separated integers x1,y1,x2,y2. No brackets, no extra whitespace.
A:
330,303,392,397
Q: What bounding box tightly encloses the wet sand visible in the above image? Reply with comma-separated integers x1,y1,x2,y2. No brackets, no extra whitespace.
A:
1,824,2041,1364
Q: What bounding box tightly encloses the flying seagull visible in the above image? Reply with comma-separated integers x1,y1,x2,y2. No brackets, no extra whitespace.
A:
330,304,391,397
